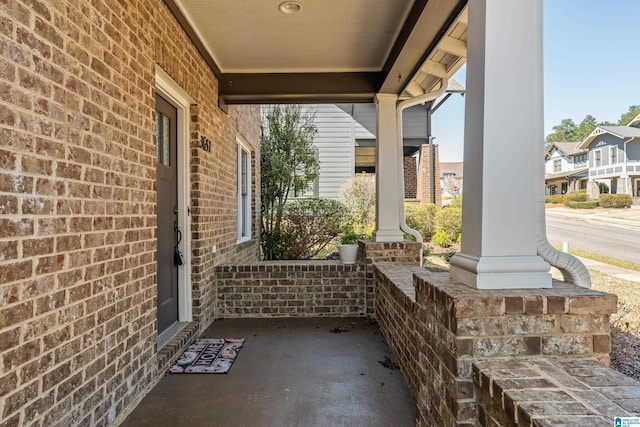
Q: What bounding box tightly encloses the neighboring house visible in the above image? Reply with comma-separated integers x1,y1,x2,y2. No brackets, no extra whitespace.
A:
578,113,640,197
297,103,434,201
304,89,463,204
440,162,463,199
544,141,588,194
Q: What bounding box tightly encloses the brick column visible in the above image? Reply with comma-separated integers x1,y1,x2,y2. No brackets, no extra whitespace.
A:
417,144,441,206
403,156,417,199
360,241,421,316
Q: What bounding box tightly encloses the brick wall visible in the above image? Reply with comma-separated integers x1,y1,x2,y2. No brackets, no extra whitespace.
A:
0,1,260,426
360,241,422,316
403,156,417,199
474,358,640,426
417,144,442,206
215,262,366,317
374,264,618,427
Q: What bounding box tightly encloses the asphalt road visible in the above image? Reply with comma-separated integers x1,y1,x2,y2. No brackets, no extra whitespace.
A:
545,216,640,264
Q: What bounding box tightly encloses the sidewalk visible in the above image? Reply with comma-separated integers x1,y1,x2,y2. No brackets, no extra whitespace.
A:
574,256,640,284
546,206,640,230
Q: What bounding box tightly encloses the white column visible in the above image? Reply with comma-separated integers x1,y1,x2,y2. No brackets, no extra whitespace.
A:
373,93,404,242
449,0,551,289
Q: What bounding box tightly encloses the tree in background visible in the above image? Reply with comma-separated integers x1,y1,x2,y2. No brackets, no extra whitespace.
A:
261,105,319,260
339,173,376,233
618,105,640,126
545,105,640,142
546,118,578,142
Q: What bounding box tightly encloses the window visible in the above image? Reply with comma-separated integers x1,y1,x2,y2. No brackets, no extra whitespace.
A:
610,146,618,164
443,172,456,179
553,159,561,172
594,150,602,167
237,136,252,242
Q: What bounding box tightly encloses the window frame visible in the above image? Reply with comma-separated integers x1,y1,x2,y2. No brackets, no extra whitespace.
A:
553,159,561,172
610,146,618,164
594,149,602,167
236,135,252,244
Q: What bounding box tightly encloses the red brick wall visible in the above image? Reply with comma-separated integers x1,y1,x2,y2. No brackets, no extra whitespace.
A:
0,1,260,425
417,144,441,207
403,156,417,199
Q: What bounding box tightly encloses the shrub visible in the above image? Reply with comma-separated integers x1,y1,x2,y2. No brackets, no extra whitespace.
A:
599,194,632,208
564,192,587,203
405,203,437,240
435,205,462,241
598,182,610,194
442,250,457,263
567,200,599,209
432,231,452,248
280,198,349,259
545,194,566,204
340,173,376,233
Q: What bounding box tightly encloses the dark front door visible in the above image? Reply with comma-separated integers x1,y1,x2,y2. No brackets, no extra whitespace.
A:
155,94,179,334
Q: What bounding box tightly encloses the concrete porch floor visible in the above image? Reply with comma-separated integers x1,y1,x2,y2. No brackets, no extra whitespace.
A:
120,318,416,427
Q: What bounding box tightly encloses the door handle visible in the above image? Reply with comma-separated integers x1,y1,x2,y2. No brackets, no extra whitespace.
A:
173,220,184,266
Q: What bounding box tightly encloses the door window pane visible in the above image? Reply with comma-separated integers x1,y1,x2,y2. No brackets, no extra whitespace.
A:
162,115,171,166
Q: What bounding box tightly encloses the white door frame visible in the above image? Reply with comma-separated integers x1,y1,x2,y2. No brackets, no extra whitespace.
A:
155,66,194,327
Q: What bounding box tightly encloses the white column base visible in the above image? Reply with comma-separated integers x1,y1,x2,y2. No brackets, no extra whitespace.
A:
450,253,552,289
373,229,405,242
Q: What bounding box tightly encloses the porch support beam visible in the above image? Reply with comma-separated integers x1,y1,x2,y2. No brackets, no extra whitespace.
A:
373,93,404,242
449,0,551,289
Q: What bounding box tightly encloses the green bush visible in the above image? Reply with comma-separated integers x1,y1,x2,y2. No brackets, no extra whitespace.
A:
280,198,349,259
598,182,610,194
405,203,437,240
435,205,462,241
432,231,452,248
566,200,599,209
599,194,632,208
442,250,457,263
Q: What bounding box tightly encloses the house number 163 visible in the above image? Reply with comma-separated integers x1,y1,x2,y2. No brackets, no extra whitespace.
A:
200,136,211,152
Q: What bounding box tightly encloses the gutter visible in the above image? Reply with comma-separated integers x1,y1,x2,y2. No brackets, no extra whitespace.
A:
396,79,449,267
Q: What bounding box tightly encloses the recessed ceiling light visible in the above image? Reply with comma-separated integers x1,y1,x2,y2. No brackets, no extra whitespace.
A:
278,1,302,15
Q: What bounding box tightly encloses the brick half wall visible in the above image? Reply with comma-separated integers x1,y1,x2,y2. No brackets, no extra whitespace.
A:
375,264,619,427
215,262,366,317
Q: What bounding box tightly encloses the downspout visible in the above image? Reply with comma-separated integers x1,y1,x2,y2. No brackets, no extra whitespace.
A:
536,146,591,288
396,79,449,267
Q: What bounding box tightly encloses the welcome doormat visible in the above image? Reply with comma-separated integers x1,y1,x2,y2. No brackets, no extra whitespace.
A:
168,338,244,374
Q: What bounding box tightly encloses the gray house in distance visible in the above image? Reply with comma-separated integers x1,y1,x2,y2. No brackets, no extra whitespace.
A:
544,141,588,195
579,113,640,197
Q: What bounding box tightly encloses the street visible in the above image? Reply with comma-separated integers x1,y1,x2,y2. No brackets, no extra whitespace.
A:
546,216,640,264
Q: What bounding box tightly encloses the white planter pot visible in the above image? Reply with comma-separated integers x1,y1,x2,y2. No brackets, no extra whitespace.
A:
338,244,359,264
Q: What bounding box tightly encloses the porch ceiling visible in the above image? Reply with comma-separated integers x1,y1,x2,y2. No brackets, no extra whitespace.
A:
166,0,468,104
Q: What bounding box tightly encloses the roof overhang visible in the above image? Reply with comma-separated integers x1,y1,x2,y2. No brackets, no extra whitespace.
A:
579,127,615,149
545,167,589,181
165,0,468,105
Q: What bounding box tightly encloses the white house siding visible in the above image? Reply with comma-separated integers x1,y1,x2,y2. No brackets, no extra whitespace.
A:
545,149,572,173
308,105,357,200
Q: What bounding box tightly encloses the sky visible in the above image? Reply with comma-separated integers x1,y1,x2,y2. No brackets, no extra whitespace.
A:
432,0,640,162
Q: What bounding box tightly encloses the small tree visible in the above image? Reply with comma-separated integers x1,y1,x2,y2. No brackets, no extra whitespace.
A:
340,173,376,233
280,198,349,259
261,105,320,260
